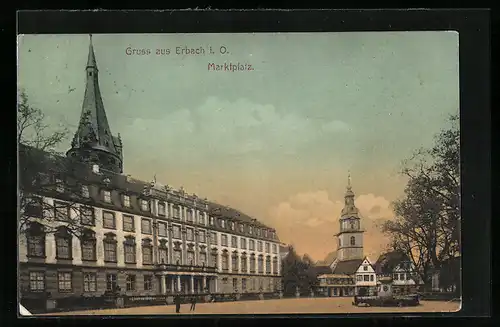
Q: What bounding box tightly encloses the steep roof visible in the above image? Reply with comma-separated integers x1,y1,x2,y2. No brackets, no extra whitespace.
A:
312,265,333,276
331,259,363,275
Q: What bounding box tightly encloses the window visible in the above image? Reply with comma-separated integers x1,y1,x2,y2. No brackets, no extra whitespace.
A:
230,222,235,230
83,273,97,292
272,257,278,274
400,273,405,280
103,211,116,229
123,195,131,207
55,228,72,260
221,253,229,270
106,274,117,292
174,249,182,265
256,228,260,236
272,244,277,254
186,228,194,241
80,207,95,226
265,242,270,253
158,222,167,237
242,278,247,291
241,256,248,272
249,226,253,235
231,236,238,248
264,230,268,237
210,232,217,245
56,178,64,193
25,197,43,217
209,217,214,225
239,224,244,233
29,271,45,291
27,223,45,258
257,241,263,252
173,206,180,218
232,278,237,289
394,273,399,280
104,234,117,262
350,236,355,246
141,199,149,211
199,252,207,266
126,275,136,291
187,209,193,222
370,275,374,282
58,272,72,292
142,239,153,264
124,237,136,264
231,254,239,271
249,240,255,251
122,215,134,232
220,219,226,228
159,246,168,264
158,202,166,216
187,251,195,265
357,275,362,281
210,252,218,267
364,275,370,281
141,218,152,234
103,190,111,203
198,213,205,225
199,230,206,243
54,201,69,221
81,185,90,198
221,234,228,246
363,265,368,271
250,255,256,273
240,238,247,249
258,256,264,273
81,230,96,261
173,225,181,239
265,256,271,272
144,275,153,291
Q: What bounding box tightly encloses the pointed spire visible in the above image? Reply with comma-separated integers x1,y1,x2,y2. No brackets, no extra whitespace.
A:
87,34,97,69
347,170,352,190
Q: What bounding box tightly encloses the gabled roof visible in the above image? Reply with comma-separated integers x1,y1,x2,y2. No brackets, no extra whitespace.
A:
331,259,363,275
312,265,333,276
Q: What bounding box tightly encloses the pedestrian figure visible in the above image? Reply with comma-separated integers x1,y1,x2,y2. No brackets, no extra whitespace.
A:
190,296,197,312
175,294,181,313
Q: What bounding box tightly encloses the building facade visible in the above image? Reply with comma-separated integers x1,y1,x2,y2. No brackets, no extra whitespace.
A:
18,36,282,302
374,251,421,295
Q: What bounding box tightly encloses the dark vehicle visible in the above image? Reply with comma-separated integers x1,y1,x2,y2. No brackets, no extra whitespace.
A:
352,294,420,307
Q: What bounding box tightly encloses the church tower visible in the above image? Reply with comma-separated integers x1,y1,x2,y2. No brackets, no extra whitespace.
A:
66,35,123,174
335,172,364,261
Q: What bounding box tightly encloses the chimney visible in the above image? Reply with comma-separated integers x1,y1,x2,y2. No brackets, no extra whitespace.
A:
92,164,100,174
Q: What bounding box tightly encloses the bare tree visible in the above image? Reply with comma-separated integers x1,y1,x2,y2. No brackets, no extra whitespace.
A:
382,114,460,291
18,89,92,238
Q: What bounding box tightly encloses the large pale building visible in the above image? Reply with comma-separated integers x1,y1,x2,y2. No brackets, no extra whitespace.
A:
18,36,282,302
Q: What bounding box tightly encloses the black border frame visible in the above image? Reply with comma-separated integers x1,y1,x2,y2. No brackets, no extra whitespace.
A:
11,8,491,324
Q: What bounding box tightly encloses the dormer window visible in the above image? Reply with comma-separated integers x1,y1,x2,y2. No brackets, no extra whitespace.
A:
141,199,149,211
239,224,244,233
209,217,214,225
264,229,268,237
103,190,111,203
221,219,226,229
256,228,261,236
56,179,64,193
123,195,131,208
81,185,90,198
230,222,235,230
249,226,253,235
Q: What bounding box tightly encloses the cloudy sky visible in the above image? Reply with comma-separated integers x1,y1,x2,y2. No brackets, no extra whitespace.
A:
18,32,459,262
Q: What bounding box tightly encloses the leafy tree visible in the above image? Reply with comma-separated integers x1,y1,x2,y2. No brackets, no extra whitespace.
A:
281,246,318,296
18,89,92,238
382,114,460,291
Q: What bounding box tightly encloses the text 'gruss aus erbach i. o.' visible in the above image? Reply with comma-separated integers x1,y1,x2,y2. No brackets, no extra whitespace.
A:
125,45,255,72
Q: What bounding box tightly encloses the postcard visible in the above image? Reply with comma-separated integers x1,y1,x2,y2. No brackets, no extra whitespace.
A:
17,31,461,316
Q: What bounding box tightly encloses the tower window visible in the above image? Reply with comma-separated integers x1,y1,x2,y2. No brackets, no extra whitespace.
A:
350,236,355,246
89,72,92,76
